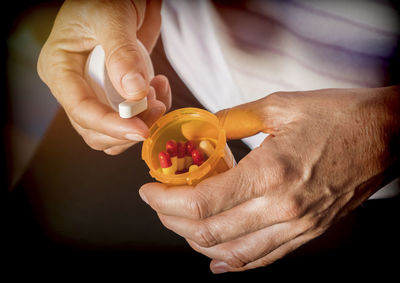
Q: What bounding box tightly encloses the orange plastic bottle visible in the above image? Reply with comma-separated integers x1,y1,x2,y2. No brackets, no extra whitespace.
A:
142,108,236,185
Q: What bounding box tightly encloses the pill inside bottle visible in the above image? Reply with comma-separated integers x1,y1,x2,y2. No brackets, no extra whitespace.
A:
142,108,236,185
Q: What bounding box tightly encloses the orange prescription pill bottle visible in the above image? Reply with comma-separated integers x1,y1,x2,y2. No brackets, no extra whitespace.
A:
142,108,236,185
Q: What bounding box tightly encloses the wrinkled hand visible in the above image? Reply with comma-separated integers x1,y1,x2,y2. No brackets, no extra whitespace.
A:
38,0,171,155
140,87,399,273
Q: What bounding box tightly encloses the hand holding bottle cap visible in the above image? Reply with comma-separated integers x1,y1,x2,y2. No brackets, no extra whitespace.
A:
84,40,154,118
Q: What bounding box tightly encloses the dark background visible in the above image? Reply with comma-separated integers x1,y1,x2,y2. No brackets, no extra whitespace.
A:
2,1,400,281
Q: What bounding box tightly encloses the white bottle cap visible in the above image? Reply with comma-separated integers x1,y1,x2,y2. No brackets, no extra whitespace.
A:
84,40,154,118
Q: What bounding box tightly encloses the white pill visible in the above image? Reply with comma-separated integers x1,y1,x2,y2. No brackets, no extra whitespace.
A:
84,40,153,119
119,97,148,118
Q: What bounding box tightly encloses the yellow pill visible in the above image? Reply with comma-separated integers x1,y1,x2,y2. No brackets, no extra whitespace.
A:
188,164,199,172
170,156,178,173
161,166,175,175
199,140,214,157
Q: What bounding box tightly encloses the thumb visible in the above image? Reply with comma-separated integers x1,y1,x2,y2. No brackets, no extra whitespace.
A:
95,1,150,101
215,98,269,140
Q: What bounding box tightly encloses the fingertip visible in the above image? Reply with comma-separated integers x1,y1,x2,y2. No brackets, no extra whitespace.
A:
104,42,150,101
121,72,148,100
139,182,167,205
125,133,146,141
210,260,231,274
147,86,156,101
215,103,266,140
103,142,136,155
122,115,150,137
150,74,169,90
140,182,166,192
150,75,171,110
138,99,166,127
139,189,149,205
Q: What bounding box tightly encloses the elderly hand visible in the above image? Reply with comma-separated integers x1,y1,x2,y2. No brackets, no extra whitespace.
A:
37,0,171,155
139,86,399,273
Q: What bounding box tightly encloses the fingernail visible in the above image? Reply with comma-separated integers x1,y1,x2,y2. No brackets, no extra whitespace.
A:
122,72,147,97
125,133,145,141
148,105,165,117
139,190,148,205
147,86,156,101
161,77,170,95
211,260,230,274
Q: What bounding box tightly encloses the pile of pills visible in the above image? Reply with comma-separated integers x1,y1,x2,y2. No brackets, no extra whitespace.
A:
158,139,215,175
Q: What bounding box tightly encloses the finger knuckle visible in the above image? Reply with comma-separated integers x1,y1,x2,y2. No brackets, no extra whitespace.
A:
303,216,319,231
266,91,291,103
37,44,56,86
37,50,46,82
264,91,286,109
37,43,65,85
273,156,295,183
270,155,304,191
259,256,278,267
268,91,285,99
264,91,302,120
187,189,211,220
305,216,328,238
81,134,106,151
107,43,140,68
312,225,327,238
281,196,304,220
193,222,219,248
223,249,251,268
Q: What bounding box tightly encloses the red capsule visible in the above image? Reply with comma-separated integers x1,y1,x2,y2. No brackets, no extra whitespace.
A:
185,140,196,156
158,151,172,168
166,140,178,157
177,142,186,158
191,149,204,166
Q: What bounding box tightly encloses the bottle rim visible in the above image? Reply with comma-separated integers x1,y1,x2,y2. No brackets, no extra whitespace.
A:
142,107,227,185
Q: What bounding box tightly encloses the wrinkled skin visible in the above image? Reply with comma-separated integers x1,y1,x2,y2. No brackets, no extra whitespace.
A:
140,87,400,273
37,0,171,155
